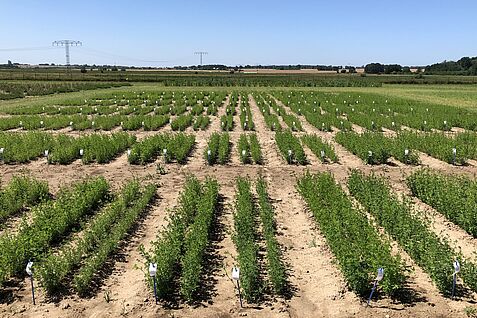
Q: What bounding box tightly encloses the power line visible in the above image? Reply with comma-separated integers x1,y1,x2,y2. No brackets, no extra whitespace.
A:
0,46,57,52
80,48,170,63
0,44,190,66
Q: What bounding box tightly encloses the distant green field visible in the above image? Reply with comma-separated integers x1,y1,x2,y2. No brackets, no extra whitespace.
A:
1,82,476,113
377,85,477,110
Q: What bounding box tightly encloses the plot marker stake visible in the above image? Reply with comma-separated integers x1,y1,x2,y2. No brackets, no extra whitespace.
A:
26,261,35,305
149,263,158,304
367,268,383,306
232,266,242,307
452,260,460,299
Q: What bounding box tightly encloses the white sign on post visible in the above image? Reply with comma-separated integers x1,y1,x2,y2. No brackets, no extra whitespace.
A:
454,260,460,274
26,261,33,276
376,268,384,281
232,267,240,281
149,263,157,277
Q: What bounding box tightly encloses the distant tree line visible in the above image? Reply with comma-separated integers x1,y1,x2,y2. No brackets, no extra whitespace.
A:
237,64,355,71
174,64,357,73
364,63,414,74
0,60,19,69
425,57,477,75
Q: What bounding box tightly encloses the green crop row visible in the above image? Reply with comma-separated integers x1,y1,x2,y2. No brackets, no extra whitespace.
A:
275,130,306,164
347,170,477,295
254,94,282,131
396,132,473,165
0,114,173,131
267,97,302,131
233,178,261,302
141,177,201,299
0,132,54,163
36,180,154,295
0,81,127,101
237,133,263,164
220,113,234,131
301,134,338,163
297,172,406,297
192,115,210,131
0,177,109,286
335,132,420,165
407,170,477,238
204,132,230,165
282,90,477,132
273,92,352,132
73,183,156,296
5,90,217,113
239,94,255,131
190,104,204,116
128,133,195,165
48,133,136,164
171,114,193,131
256,178,287,296
141,177,219,301
180,178,219,300
0,176,49,223
336,131,477,166
220,93,237,131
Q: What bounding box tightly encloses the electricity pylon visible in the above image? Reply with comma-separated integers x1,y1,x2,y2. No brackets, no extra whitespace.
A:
194,51,208,66
52,40,82,67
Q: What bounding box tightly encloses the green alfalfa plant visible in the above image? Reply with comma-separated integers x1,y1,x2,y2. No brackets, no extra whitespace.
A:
233,177,262,302
238,134,251,164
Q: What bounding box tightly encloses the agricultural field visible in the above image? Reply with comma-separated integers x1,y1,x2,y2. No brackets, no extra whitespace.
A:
2,82,477,318
0,81,129,100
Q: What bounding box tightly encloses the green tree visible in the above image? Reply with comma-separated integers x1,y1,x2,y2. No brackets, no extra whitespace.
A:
384,64,402,74
458,57,472,69
364,63,385,74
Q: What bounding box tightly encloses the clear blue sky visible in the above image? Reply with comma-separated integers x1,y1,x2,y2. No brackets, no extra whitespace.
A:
1,0,476,67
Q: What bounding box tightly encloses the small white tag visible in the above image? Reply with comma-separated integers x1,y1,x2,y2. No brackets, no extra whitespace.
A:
454,260,461,274
376,268,384,281
26,261,33,276
232,267,240,281
149,263,157,277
